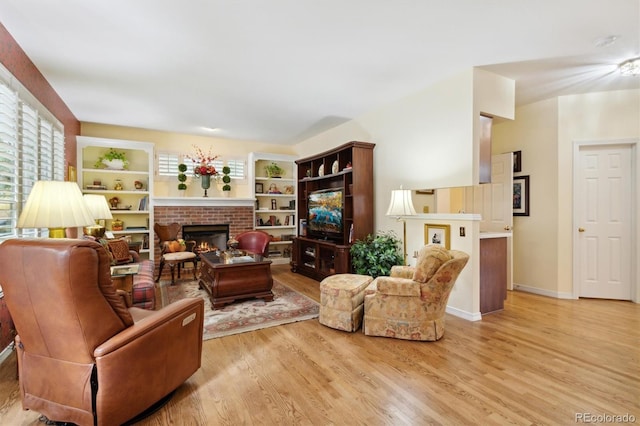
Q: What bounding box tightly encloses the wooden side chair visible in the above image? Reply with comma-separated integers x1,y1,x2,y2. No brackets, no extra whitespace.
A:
154,222,197,284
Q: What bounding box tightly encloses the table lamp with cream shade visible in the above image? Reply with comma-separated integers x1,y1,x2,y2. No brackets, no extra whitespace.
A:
386,185,417,265
17,181,95,238
83,194,113,237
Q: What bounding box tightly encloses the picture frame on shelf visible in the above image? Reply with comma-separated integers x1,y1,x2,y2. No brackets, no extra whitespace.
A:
255,182,264,194
513,175,530,216
424,224,450,249
67,165,76,182
513,150,522,173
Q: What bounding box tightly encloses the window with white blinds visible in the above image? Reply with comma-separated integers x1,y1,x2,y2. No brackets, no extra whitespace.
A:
156,152,181,177
0,65,65,240
157,152,246,181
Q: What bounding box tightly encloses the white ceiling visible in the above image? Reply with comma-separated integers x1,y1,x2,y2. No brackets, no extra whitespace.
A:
0,0,638,144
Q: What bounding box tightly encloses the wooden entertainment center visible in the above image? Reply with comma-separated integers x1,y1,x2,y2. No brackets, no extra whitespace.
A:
291,141,375,280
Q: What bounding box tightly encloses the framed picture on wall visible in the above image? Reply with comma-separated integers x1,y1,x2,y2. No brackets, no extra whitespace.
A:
424,224,451,249
513,175,530,216
513,150,522,173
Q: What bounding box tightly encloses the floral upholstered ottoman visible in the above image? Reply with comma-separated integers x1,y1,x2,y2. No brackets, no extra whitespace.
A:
319,274,373,332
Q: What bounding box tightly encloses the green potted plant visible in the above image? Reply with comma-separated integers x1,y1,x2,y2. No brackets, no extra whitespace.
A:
265,162,285,178
177,163,188,192
221,166,231,194
94,148,128,170
350,231,403,278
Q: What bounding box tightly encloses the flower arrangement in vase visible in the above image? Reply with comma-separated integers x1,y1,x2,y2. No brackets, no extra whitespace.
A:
187,145,219,177
186,145,219,197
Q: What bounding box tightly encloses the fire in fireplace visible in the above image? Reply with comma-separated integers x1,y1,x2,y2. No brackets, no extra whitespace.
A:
182,224,230,253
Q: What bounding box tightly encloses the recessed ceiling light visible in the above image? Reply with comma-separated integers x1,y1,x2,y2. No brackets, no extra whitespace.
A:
201,126,220,132
619,57,640,76
594,35,619,48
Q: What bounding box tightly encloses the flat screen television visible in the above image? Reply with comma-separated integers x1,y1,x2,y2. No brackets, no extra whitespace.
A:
307,187,343,241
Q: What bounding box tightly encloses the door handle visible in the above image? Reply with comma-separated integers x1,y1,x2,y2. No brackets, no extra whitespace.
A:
504,225,512,231
578,227,585,232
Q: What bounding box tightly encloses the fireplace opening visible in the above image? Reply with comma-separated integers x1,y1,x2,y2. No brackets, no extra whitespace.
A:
182,224,229,253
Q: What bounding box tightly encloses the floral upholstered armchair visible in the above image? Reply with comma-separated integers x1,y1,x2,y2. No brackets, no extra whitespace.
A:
363,244,469,341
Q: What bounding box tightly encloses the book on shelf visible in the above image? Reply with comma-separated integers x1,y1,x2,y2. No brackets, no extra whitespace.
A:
86,184,107,190
137,195,148,211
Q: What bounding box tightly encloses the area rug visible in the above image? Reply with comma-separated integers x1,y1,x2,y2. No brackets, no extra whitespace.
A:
161,279,319,340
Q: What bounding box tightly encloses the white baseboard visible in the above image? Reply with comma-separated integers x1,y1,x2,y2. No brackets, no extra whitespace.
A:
446,305,482,321
513,283,575,299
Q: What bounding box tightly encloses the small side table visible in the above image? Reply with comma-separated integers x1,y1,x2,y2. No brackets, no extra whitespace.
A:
110,264,140,306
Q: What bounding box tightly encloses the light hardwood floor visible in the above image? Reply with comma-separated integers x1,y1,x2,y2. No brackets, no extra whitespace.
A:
0,265,638,425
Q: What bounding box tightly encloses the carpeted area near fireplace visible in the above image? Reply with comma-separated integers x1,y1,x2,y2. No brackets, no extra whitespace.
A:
159,279,319,340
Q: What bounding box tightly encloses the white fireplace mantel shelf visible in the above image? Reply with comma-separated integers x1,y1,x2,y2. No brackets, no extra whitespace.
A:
153,197,256,207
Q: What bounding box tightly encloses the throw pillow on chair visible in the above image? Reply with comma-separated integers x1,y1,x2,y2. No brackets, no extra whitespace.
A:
107,238,134,264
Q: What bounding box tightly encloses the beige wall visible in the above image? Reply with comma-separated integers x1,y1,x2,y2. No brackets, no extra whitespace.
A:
493,89,640,300
81,122,296,198
293,68,514,236
492,98,560,293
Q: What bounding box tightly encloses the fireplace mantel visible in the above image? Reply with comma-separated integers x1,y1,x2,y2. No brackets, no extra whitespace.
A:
153,197,256,207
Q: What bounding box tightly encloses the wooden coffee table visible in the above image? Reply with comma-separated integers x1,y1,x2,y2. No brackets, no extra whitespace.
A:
198,251,273,309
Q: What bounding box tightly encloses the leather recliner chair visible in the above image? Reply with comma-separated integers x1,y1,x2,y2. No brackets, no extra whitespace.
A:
0,238,204,425
236,230,271,257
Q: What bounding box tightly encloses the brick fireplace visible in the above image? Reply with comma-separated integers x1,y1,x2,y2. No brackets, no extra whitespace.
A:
152,197,255,280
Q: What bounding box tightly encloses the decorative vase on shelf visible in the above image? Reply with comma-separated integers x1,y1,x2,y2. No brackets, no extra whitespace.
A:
102,159,125,170
200,175,211,197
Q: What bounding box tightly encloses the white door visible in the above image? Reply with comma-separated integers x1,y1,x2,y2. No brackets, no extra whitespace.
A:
483,153,513,232
465,153,513,232
576,144,632,300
